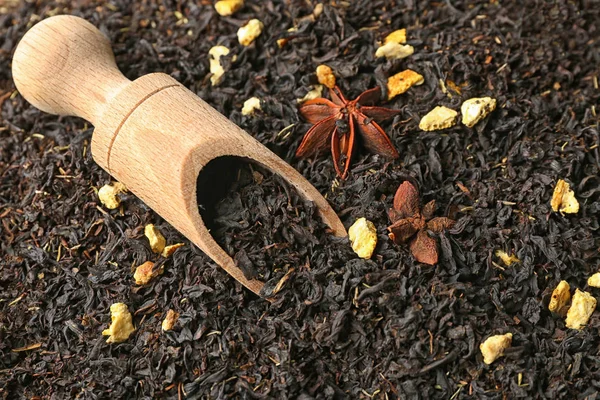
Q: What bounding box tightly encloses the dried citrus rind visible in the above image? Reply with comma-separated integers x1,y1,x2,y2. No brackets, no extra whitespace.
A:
419,106,458,131
461,97,496,127
238,19,263,46
102,303,135,344
348,218,377,259
316,65,336,89
548,280,570,314
386,69,424,100
551,179,579,214
214,0,243,16
565,289,596,330
145,224,166,254
480,333,512,364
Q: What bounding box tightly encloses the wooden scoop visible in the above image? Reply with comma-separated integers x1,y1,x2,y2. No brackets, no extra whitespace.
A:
12,15,346,295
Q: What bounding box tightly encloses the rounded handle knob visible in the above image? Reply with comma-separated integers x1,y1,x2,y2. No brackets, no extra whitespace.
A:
12,15,131,125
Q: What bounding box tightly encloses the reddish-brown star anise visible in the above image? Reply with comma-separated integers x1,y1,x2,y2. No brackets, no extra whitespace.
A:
387,181,455,265
296,86,400,179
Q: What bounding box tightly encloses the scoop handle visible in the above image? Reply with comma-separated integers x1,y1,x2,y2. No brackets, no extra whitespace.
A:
12,15,131,125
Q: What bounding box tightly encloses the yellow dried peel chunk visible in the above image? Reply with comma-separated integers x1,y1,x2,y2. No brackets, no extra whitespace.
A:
242,97,261,116
549,280,571,313
209,45,230,86
102,303,135,344
551,179,579,214
316,65,336,89
588,273,600,288
348,218,377,259
238,19,263,46
145,224,166,254
461,97,496,128
495,250,520,266
480,333,512,364
375,42,414,61
98,182,127,209
297,85,323,103
134,261,160,285
419,106,458,131
214,0,243,16
162,243,185,258
162,309,179,331
384,29,407,45
566,289,596,330
387,69,424,100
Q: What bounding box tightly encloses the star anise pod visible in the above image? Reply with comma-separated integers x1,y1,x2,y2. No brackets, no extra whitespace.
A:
387,181,455,265
296,85,400,179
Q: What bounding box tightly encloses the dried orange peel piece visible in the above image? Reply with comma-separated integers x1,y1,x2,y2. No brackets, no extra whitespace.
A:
387,69,424,100
480,333,512,364
102,303,135,344
551,179,579,214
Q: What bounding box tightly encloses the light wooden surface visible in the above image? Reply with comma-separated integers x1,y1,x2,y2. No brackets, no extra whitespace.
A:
12,15,347,296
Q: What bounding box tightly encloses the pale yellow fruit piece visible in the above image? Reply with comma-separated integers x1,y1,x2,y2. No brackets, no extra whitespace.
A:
551,179,579,214
548,280,570,313
102,303,135,344
384,29,407,44
480,333,512,364
134,261,160,285
241,97,261,116
375,42,414,60
566,289,596,330
98,182,127,209
419,106,458,131
162,243,185,258
588,273,600,288
495,250,520,266
387,69,424,100
461,97,496,128
297,85,323,103
237,19,264,46
209,45,230,86
214,0,243,16
145,224,166,254
316,65,336,89
348,218,377,259
162,309,179,331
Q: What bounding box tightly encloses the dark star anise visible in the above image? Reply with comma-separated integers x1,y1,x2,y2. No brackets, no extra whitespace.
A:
387,181,455,265
296,86,400,179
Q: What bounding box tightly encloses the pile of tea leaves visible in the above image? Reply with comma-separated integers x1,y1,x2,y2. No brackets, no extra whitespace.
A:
198,157,334,295
1,0,600,399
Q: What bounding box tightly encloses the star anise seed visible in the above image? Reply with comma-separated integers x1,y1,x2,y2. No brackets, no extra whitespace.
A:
387,181,455,265
296,86,400,179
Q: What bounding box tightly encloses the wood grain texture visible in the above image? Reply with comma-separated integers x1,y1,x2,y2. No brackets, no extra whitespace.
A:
12,15,347,296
